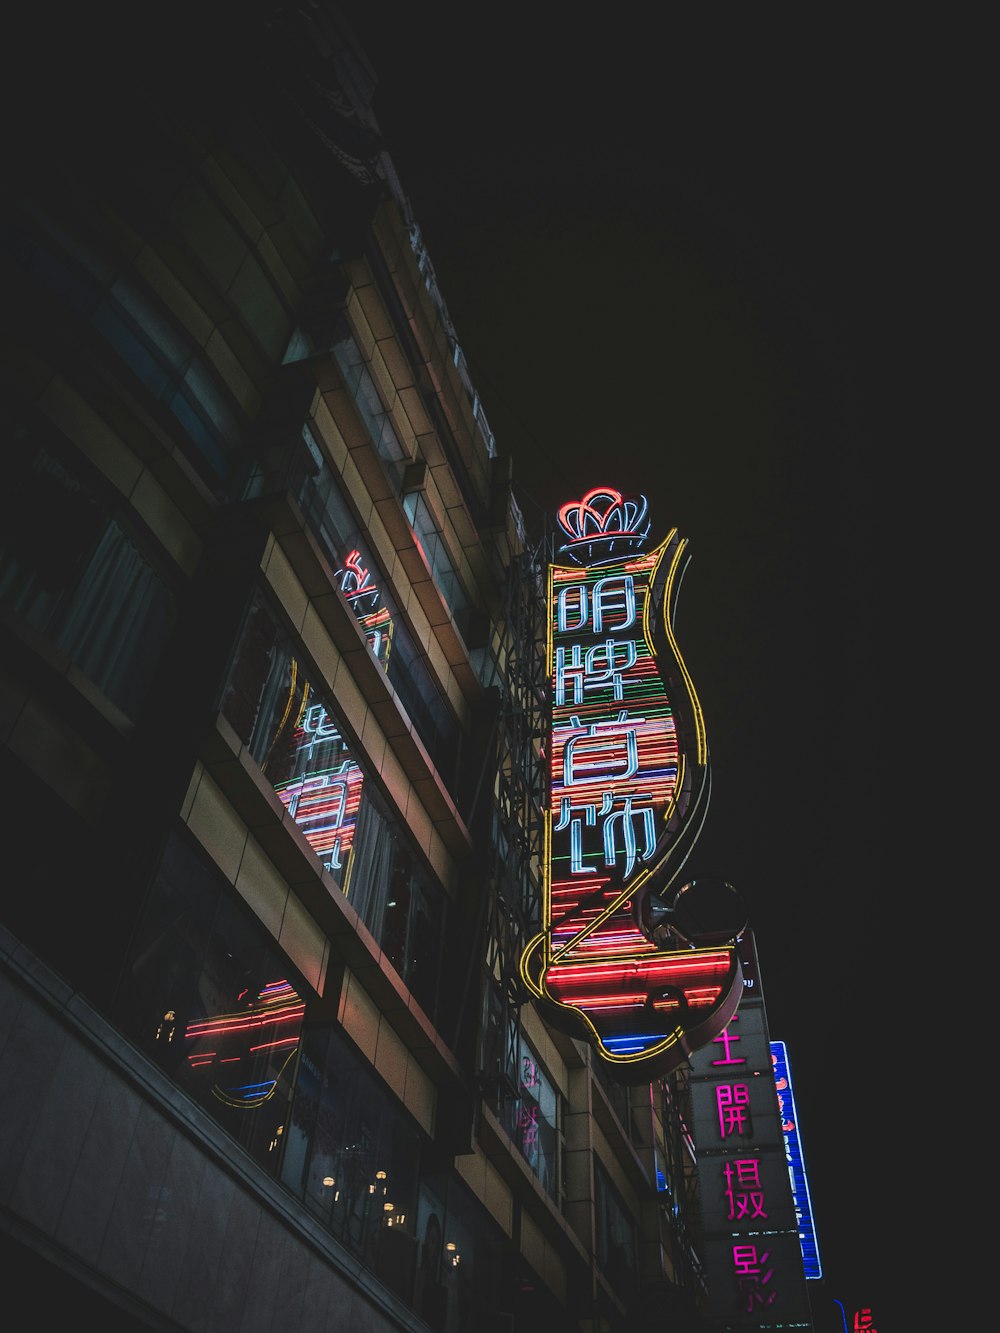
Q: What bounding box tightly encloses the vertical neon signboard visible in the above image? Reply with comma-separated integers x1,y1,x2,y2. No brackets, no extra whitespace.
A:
520,488,745,1082
771,1040,823,1279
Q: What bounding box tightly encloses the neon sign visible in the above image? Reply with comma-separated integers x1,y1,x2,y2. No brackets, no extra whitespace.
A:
771,1040,823,1279
520,488,745,1081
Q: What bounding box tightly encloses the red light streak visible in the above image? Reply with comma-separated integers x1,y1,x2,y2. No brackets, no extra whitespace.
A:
184,1005,305,1039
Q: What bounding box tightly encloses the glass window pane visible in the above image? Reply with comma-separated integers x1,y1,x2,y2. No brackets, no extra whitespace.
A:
113,829,305,1170
0,439,176,718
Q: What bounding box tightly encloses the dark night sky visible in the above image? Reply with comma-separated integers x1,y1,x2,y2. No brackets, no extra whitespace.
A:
343,4,904,1328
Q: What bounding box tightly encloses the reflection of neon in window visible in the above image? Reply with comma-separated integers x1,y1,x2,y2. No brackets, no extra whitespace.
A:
338,549,377,606
507,1042,559,1198
358,603,394,667
337,548,395,668
183,979,304,1108
402,491,467,617
274,701,364,876
275,761,364,873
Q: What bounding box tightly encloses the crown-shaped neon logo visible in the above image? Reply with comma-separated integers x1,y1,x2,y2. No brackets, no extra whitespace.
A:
555,487,651,566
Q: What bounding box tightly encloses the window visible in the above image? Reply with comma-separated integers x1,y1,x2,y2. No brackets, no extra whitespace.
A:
330,328,405,466
505,1041,561,1203
594,1157,638,1299
220,590,447,1027
402,489,468,623
281,1021,421,1298
243,431,462,795
2,212,247,494
479,1002,563,1207
414,1169,511,1333
0,430,177,719
112,828,306,1169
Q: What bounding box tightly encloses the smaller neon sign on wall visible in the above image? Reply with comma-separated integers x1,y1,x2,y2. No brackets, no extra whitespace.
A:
771,1039,822,1280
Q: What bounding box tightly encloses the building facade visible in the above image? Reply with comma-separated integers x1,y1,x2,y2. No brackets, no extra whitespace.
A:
1,6,799,1330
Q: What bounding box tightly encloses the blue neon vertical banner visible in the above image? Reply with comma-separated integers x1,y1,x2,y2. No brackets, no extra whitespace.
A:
771,1039,823,1279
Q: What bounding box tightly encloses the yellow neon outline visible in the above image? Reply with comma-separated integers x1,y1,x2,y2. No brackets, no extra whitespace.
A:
262,662,303,774
549,867,652,962
537,947,741,1065
210,1045,300,1108
646,533,707,765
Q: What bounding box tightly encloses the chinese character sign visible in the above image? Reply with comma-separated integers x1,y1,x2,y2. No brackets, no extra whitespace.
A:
520,488,745,1082
731,1241,778,1315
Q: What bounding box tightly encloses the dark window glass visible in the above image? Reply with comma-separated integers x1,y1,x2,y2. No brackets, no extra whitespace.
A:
280,1022,421,1302
402,489,468,620
2,214,246,493
594,1157,638,1300
112,828,305,1170
0,434,176,718
416,1168,510,1333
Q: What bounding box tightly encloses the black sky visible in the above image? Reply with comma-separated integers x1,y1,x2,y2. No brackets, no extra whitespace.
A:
343,4,899,1328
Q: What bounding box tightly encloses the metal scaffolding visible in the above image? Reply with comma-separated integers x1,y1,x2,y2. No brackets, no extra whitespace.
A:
475,534,550,1107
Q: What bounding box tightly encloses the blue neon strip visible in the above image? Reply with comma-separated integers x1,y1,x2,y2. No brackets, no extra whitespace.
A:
602,1034,665,1053
771,1039,823,1280
228,1081,277,1099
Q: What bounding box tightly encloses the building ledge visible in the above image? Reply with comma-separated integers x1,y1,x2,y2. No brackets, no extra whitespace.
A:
589,1071,658,1198
476,1101,591,1281
199,711,469,1103
261,491,476,863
